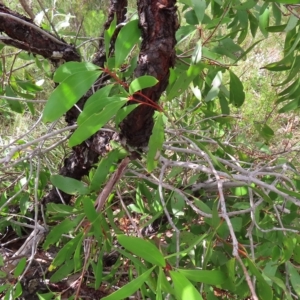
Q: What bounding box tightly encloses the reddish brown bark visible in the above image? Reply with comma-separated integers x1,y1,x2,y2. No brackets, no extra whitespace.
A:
120,0,179,147
0,4,80,62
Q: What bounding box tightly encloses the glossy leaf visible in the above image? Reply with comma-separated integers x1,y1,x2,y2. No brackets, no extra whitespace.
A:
147,112,165,172
43,218,80,249
90,149,122,192
14,257,27,277
115,20,141,68
102,267,155,300
117,235,165,267
129,75,158,94
178,269,226,285
229,70,245,107
53,62,100,82
51,233,84,267
170,271,203,300
50,175,89,195
69,98,127,147
43,70,101,122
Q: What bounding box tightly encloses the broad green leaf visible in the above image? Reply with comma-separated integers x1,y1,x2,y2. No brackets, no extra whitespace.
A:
259,6,269,38
115,20,141,68
5,85,23,113
50,175,89,195
43,218,80,249
102,267,155,300
284,15,299,32
104,15,116,59
94,249,105,290
46,203,79,215
117,235,165,267
191,0,206,23
14,258,27,277
16,79,43,92
234,0,256,10
37,292,57,300
167,64,202,100
53,62,100,82
263,0,299,3
129,75,158,94
229,70,245,107
90,149,122,192
262,55,294,71
77,85,116,124
246,258,273,300
287,261,300,296
83,198,104,240
278,97,300,113
50,259,74,282
115,103,139,127
147,112,165,172
178,269,226,285
69,98,127,147
43,70,101,122
51,232,84,267
248,12,259,37
170,271,203,300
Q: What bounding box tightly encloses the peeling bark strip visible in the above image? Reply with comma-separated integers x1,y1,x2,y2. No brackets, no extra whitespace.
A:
0,4,80,62
120,0,178,148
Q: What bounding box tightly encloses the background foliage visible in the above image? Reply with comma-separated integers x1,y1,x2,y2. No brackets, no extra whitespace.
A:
1,0,300,299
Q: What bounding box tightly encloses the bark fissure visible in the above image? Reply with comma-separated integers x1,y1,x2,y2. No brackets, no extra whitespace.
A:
120,0,178,147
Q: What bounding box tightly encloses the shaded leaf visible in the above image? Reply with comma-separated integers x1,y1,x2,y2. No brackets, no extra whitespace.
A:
43,70,101,122
117,235,165,267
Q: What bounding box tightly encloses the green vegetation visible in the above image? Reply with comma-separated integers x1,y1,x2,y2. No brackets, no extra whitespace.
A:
1,0,300,299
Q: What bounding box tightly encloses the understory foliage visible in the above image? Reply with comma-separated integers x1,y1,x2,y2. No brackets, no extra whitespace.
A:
1,0,300,299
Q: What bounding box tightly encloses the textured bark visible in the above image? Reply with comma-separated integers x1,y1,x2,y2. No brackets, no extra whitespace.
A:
120,0,178,147
0,4,80,62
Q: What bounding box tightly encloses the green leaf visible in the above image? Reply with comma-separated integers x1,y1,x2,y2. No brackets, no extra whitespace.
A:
14,257,27,277
43,218,80,249
259,6,269,38
102,267,155,300
83,198,104,240
170,271,203,300
104,15,116,59
90,149,122,192
115,103,139,127
278,97,300,113
287,261,300,296
53,62,100,82
129,75,158,94
117,235,165,267
51,233,84,267
43,70,101,122
69,98,127,147
246,258,273,300
50,259,74,282
115,20,141,68
178,269,226,285
167,64,202,100
191,0,206,23
229,70,245,107
50,175,89,195
263,0,300,3
248,12,259,37
147,112,165,172
77,84,114,124
5,85,23,113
